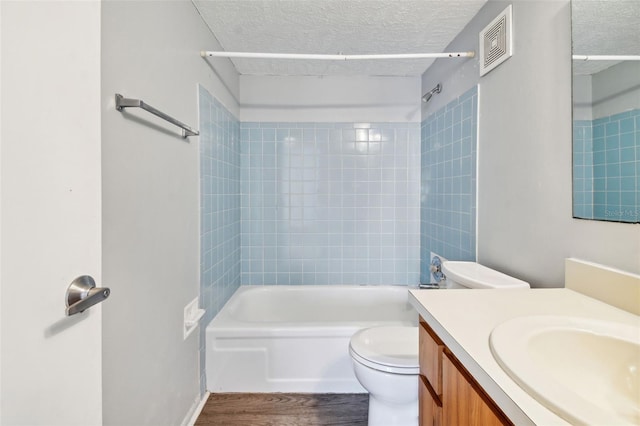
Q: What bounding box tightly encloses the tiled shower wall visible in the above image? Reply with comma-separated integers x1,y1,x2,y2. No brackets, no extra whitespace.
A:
573,109,639,222
573,119,594,219
198,86,241,392
239,122,421,285
420,86,478,283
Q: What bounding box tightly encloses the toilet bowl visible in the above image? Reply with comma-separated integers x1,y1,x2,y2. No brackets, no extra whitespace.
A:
349,326,419,426
350,262,529,425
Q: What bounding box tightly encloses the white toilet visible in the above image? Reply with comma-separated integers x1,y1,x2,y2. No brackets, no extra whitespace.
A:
349,326,419,426
349,261,530,426
441,261,530,289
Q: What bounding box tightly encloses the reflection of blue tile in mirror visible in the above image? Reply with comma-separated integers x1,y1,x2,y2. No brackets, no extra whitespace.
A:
621,118,635,133
593,123,605,138
573,108,639,223
593,137,605,152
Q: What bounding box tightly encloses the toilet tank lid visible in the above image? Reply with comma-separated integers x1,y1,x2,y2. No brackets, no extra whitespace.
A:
441,261,530,289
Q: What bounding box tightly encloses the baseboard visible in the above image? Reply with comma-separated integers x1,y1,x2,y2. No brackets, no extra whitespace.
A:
182,392,210,426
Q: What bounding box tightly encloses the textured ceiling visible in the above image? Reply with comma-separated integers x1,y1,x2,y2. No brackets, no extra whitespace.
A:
193,0,486,76
572,0,640,75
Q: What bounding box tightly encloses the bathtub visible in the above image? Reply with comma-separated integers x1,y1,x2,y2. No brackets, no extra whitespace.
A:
205,285,418,393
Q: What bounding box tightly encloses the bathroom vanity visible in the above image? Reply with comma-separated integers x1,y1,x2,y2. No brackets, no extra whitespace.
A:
409,271,640,426
418,316,510,425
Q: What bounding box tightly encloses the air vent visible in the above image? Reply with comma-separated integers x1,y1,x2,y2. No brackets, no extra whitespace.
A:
479,5,513,76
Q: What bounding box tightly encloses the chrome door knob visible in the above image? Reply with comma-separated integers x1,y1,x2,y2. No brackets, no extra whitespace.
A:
65,275,110,316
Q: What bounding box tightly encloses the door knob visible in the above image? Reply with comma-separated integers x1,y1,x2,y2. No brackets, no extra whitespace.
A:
65,275,110,316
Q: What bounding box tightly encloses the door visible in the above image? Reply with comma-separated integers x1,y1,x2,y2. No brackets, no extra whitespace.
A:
1,2,103,425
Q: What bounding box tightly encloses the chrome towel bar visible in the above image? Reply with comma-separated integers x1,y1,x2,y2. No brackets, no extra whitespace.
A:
115,93,199,138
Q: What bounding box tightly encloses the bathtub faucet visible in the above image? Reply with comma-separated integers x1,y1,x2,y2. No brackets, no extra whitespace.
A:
418,256,447,289
418,282,440,289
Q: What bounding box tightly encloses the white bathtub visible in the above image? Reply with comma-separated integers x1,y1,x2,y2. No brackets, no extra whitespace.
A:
205,285,418,393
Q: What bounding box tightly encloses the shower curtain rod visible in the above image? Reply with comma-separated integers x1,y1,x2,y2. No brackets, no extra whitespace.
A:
201,51,475,60
573,55,640,61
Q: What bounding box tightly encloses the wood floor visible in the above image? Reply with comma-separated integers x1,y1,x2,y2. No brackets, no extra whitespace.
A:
195,393,369,426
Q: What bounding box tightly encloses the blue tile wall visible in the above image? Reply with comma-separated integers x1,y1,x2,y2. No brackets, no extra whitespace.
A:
239,122,421,286
573,109,639,222
420,86,478,283
573,120,593,219
198,86,241,393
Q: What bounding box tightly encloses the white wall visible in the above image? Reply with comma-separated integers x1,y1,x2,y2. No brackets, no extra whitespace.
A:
1,2,102,424
592,61,640,119
574,62,640,121
572,74,592,120
101,1,239,425
422,0,639,287
240,75,421,122
417,2,511,118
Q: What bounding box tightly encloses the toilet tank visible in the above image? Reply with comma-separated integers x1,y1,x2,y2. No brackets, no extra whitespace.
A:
441,261,530,289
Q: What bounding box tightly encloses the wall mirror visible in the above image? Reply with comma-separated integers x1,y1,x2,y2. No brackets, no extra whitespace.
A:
571,0,640,223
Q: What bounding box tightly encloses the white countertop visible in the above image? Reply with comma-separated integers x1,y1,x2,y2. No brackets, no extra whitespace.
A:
409,288,640,426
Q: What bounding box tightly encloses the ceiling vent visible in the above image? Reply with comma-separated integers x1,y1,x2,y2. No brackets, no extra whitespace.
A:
479,5,513,76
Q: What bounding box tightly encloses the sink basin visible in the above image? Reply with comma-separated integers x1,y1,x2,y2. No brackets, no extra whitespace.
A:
490,315,640,425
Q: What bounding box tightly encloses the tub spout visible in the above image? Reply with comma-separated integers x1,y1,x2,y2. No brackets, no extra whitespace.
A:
418,283,440,289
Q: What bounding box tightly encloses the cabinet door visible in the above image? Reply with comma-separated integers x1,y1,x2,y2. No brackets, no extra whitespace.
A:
442,353,510,426
419,376,442,426
419,320,444,396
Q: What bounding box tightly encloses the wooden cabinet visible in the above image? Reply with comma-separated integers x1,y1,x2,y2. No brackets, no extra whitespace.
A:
442,352,509,426
418,319,443,426
419,375,442,426
419,319,444,396
419,317,512,426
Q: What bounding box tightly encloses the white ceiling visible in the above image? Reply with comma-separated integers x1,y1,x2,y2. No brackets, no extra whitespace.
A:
572,0,640,75
193,0,486,77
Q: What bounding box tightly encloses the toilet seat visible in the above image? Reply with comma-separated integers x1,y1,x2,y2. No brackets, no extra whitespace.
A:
349,326,419,375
